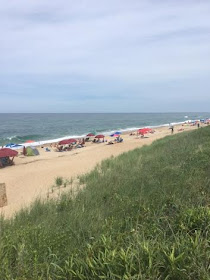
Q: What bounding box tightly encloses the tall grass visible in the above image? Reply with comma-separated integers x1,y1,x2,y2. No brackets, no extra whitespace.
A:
0,127,210,279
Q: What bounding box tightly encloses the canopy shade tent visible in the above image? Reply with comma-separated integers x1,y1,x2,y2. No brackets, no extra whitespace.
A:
0,148,18,158
86,133,95,137
59,139,77,145
95,134,105,139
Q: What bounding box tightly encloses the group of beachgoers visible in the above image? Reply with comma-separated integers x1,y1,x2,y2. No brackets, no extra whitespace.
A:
0,157,14,168
53,138,86,152
54,135,124,151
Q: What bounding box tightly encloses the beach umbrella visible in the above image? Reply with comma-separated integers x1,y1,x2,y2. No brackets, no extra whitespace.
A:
95,134,105,139
5,143,23,148
0,148,18,158
111,134,121,137
58,138,77,145
144,128,152,132
87,133,95,137
138,128,151,135
25,140,35,143
114,131,121,135
5,143,15,147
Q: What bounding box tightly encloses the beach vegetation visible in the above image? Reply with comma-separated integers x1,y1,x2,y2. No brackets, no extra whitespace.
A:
0,127,210,279
55,176,63,187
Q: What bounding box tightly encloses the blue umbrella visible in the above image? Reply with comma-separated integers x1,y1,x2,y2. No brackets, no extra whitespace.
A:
5,143,22,148
110,132,121,136
5,143,15,147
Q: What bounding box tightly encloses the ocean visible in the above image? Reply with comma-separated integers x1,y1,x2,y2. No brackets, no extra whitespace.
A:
0,113,209,146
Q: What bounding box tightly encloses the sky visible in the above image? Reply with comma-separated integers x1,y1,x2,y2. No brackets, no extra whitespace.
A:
0,0,210,113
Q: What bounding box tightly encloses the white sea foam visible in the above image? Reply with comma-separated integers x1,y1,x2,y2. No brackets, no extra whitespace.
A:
6,135,17,140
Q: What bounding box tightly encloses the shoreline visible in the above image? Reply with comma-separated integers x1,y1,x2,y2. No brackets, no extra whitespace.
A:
0,123,204,217
1,118,204,149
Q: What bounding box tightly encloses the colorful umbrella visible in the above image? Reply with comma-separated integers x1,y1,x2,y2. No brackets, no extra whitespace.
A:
138,128,152,135
87,133,95,137
5,143,22,148
0,148,18,158
111,134,121,137
25,140,35,143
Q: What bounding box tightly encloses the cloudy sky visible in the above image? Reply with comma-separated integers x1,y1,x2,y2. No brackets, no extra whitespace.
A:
0,0,210,112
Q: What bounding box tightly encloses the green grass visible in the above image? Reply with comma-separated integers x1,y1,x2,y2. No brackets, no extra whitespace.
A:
0,127,210,279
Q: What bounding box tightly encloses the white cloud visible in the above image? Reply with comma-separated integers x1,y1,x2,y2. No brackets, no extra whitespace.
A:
0,0,210,111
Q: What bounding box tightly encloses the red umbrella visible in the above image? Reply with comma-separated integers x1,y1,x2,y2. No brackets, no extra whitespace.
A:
87,133,95,137
138,128,150,135
95,134,105,139
0,148,18,158
59,138,77,145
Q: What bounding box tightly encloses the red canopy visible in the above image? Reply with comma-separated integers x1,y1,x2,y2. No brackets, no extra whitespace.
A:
0,148,18,158
58,138,77,145
95,134,105,139
87,133,95,137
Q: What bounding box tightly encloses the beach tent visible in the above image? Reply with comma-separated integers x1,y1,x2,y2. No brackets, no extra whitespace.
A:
26,146,39,156
86,133,95,137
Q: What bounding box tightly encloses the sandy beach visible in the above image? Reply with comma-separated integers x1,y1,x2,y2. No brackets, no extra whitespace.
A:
0,124,199,217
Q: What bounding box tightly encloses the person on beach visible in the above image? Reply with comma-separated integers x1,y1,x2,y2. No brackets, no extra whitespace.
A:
169,124,174,134
197,122,200,128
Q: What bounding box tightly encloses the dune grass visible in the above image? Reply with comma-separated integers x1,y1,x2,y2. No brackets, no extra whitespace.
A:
0,127,210,279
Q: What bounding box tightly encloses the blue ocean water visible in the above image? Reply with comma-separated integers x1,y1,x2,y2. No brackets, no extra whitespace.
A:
0,113,209,146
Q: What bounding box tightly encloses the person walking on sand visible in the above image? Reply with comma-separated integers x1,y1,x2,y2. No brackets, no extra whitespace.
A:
197,122,200,128
169,124,174,134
